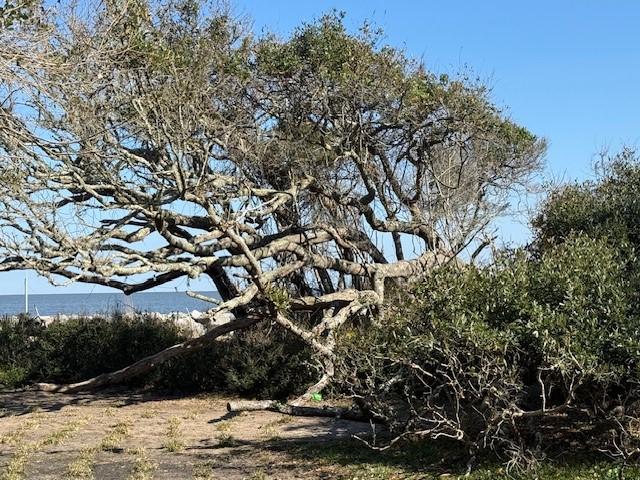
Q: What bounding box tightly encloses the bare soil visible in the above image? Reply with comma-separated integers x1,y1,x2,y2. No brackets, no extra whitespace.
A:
0,389,372,479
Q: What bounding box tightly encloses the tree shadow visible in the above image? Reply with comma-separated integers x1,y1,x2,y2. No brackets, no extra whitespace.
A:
207,410,243,424
273,437,469,477
0,387,179,417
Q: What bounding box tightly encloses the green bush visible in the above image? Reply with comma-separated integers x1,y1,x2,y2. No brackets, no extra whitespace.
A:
0,315,44,388
0,365,28,387
0,314,183,388
338,234,640,468
0,314,313,399
156,322,314,399
334,152,640,469
533,151,640,280
33,314,185,383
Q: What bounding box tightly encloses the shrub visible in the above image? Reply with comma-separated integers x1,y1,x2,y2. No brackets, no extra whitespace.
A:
338,235,640,469
33,314,185,383
533,150,640,282
156,322,314,399
0,314,184,388
0,315,45,388
0,314,313,399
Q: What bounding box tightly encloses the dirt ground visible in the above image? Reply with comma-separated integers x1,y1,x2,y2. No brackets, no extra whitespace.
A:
0,389,373,480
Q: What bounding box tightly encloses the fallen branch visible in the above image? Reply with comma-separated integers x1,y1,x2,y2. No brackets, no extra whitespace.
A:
226,400,374,422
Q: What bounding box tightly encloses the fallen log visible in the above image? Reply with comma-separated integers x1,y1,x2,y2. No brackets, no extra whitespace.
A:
226,399,373,422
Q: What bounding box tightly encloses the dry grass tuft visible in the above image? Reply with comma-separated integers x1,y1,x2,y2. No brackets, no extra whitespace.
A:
100,420,131,451
0,415,42,446
162,416,185,452
127,447,156,480
192,462,215,479
1,417,88,480
66,446,97,480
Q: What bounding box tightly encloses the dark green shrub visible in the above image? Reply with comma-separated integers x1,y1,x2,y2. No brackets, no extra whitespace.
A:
533,151,640,271
33,314,184,383
0,315,45,388
0,314,313,399
0,314,184,387
338,235,640,468
335,152,640,469
156,322,314,399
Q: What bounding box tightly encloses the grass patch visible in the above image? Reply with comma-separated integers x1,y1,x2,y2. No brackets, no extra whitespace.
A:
100,420,131,451
215,432,237,448
259,417,291,442
0,415,42,446
1,418,88,480
140,407,158,419
68,417,134,479
1,443,33,480
127,447,156,480
213,418,238,448
164,437,185,453
245,470,268,480
192,462,215,479
103,407,118,418
162,416,185,452
215,420,232,434
183,410,199,421
281,440,640,480
66,446,97,480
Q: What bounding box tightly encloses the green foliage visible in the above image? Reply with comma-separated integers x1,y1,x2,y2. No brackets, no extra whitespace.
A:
339,234,640,465
32,315,184,383
0,365,27,387
0,314,183,388
334,152,640,468
533,150,640,327
534,150,640,255
0,315,42,388
156,322,314,399
256,11,390,81
0,315,312,399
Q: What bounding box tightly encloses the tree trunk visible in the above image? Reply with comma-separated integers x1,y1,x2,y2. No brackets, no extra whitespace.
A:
35,314,262,393
206,264,240,301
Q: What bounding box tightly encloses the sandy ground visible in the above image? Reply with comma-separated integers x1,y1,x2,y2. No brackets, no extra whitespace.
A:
0,389,372,479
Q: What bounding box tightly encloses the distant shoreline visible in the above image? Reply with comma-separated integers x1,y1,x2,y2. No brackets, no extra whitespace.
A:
0,291,221,316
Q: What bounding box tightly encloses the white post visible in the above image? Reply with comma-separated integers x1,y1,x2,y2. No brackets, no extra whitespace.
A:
24,273,28,315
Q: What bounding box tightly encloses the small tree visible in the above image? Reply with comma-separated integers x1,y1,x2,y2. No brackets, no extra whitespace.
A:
0,0,544,397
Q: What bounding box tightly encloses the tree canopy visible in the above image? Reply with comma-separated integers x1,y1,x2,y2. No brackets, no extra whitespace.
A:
0,0,545,394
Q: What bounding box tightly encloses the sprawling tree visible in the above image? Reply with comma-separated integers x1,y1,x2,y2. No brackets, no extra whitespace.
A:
0,0,544,398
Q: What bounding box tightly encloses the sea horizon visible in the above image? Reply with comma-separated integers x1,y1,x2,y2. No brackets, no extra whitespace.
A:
0,291,221,316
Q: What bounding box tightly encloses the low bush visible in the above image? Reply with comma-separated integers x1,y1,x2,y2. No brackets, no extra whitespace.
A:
0,314,42,386
156,322,314,399
36,314,186,383
0,314,313,399
0,314,183,387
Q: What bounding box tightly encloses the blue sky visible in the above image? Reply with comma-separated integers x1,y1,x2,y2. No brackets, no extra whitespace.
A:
1,0,639,294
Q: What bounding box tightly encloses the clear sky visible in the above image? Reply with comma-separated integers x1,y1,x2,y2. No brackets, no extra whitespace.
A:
1,0,639,294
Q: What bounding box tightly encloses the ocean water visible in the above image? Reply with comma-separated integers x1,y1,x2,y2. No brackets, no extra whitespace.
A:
0,291,221,316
